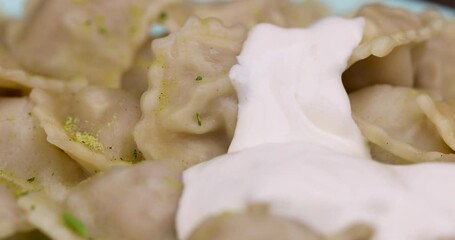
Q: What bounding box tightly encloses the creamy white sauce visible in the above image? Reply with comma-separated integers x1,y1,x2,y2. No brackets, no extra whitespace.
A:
177,17,455,240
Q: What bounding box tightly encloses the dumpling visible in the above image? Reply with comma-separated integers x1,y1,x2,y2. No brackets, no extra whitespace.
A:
0,185,31,239
0,37,86,92
31,87,142,174
161,0,328,32
134,17,247,168
349,85,453,164
417,94,455,152
0,97,87,197
18,160,183,240
416,20,455,98
187,205,322,240
187,205,373,240
343,4,445,92
0,42,18,71
125,0,326,99
0,97,86,238
4,0,179,87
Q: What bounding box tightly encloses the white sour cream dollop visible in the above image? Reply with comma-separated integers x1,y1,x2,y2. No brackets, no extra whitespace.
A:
177,17,455,240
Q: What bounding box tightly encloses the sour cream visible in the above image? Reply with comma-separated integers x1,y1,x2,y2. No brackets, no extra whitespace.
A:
177,17,455,240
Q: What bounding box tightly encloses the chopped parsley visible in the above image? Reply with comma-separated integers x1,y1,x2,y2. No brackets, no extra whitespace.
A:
17,191,29,197
159,11,168,21
63,212,88,238
196,113,202,127
30,205,35,211
98,26,108,35
26,177,35,183
195,75,203,81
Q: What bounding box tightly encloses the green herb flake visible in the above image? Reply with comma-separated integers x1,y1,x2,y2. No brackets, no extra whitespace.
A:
98,26,108,35
63,212,88,238
196,113,202,127
159,11,167,21
30,205,36,211
195,75,203,81
27,177,35,183
17,191,29,197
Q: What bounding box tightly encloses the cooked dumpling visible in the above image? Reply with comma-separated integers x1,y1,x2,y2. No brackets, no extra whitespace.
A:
188,205,322,240
31,87,142,174
161,0,328,32
4,0,178,87
19,160,183,240
0,185,31,239
0,97,87,197
134,17,247,168
416,20,455,98
349,85,453,164
123,0,325,100
0,42,19,71
0,40,86,93
0,97,86,238
343,4,445,92
417,94,455,152
188,205,373,240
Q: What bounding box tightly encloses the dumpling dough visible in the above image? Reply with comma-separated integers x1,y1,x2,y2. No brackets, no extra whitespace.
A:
187,205,322,240
416,20,455,98
134,17,247,168
349,85,453,164
19,160,183,240
0,97,87,197
188,205,373,240
343,4,445,92
5,0,179,87
161,0,328,32
31,87,142,174
0,185,31,239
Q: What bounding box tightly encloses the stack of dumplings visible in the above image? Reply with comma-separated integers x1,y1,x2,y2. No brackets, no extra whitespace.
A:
0,0,454,239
